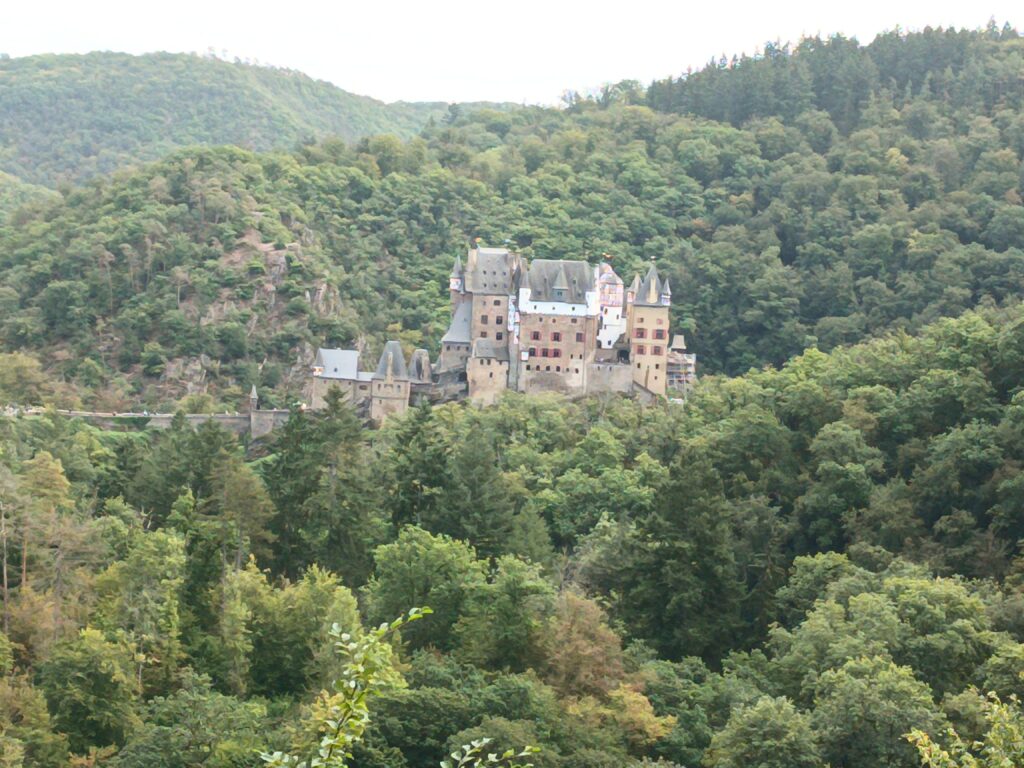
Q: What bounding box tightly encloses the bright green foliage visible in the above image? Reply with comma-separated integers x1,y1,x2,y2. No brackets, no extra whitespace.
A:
441,739,540,768
907,692,1024,768
259,607,431,768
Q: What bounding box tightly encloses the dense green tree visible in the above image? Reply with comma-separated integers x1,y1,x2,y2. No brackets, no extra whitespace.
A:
705,696,821,768
364,528,486,652
37,628,140,754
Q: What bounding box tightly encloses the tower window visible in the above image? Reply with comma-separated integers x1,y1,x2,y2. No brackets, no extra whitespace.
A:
576,332,584,342
481,315,488,324
551,332,562,342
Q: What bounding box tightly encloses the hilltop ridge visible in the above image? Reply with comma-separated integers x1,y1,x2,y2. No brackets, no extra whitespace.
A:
0,51,513,187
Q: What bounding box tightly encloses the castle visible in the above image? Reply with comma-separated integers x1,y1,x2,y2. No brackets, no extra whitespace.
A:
307,247,696,422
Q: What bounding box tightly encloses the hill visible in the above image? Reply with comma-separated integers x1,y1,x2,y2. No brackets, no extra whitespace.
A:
0,51,506,187
1,25,1024,412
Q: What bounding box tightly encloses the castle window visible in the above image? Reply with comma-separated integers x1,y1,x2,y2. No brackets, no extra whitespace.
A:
541,349,550,358
576,332,584,342
481,315,488,324
496,332,504,341
552,349,562,358
653,346,663,355
529,347,536,356
635,328,646,339
493,299,500,305
571,318,578,323
637,363,641,369
636,345,646,355
489,372,493,378
526,364,531,370
657,317,664,325
654,329,666,340
556,365,561,372
575,368,580,374
480,331,488,338
638,316,645,323
545,366,551,371
551,332,562,342
531,331,541,341
655,363,660,370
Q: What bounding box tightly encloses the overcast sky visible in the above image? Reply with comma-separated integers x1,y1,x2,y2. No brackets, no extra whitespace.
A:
4,1,1021,104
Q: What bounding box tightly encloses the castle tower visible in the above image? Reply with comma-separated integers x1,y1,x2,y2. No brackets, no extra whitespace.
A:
449,254,465,310
248,385,259,412
628,264,671,397
370,340,411,424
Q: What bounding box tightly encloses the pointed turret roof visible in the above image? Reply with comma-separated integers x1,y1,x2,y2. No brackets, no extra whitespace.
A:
662,277,672,297
374,341,409,380
628,273,641,296
450,254,463,279
635,264,667,307
520,262,531,291
249,384,258,399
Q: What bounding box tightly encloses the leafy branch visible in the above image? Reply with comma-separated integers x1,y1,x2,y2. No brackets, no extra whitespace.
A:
260,606,539,768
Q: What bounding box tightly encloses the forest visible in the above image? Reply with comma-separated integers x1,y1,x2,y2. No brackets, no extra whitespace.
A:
0,21,1024,768
2,301,1024,766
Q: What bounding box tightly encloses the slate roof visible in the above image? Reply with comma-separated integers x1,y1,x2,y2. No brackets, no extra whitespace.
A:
522,259,594,303
464,247,519,294
408,349,432,382
315,348,361,380
634,264,669,307
374,341,409,380
471,338,510,362
441,300,472,344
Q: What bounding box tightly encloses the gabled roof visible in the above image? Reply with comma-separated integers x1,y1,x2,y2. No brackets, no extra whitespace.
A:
314,348,361,380
374,341,409,380
463,247,519,295
523,259,594,304
441,300,472,344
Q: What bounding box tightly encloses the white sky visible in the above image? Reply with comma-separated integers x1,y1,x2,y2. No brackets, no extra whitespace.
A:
3,0,1021,104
